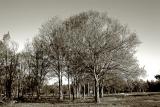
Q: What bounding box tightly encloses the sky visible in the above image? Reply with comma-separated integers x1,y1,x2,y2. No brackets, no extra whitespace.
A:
0,0,160,81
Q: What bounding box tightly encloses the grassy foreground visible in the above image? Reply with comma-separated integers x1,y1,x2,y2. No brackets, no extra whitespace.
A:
2,93,160,107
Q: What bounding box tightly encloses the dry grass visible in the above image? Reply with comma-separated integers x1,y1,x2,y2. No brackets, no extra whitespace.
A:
2,93,160,107
1,103,127,107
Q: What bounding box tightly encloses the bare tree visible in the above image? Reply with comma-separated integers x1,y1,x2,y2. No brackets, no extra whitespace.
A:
38,17,66,100
62,11,144,103
21,37,51,99
0,32,19,99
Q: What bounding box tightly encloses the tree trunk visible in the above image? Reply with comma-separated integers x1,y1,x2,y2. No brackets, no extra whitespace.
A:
71,83,75,101
5,79,12,99
83,84,85,99
36,85,40,99
93,86,95,96
95,79,100,103
87,82,90,96
100,85,104,98
100,79,104,98
59,72,63,100
68,74,71,100
76,78,80,98
76,84,79,98
17,82,20,98
78,84,81,98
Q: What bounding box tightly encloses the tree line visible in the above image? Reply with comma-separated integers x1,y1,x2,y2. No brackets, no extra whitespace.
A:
0,11,146,103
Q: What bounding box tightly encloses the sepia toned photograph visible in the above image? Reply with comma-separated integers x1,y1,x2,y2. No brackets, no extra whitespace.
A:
0,0,160,107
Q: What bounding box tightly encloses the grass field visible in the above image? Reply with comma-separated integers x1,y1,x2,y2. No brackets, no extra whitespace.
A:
2,93,160,107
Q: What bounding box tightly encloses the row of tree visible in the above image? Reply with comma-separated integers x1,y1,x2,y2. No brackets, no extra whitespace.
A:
0,11,145,103
41,79,158,96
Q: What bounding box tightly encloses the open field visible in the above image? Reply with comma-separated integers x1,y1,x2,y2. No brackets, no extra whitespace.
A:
2,93,160,107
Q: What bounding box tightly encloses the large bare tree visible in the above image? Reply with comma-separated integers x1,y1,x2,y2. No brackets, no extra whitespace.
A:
62,11,145,103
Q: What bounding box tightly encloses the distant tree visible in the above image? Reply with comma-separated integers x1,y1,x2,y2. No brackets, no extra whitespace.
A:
21,41,36,97
21,37,51,99
38,17,66,100
32,37,50,99
0,32,19,99
155,75,160,80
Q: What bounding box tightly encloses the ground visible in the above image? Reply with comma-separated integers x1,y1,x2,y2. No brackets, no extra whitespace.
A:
1,93,160,107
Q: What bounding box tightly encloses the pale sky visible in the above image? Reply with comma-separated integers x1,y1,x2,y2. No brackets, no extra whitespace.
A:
0,0,160,80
